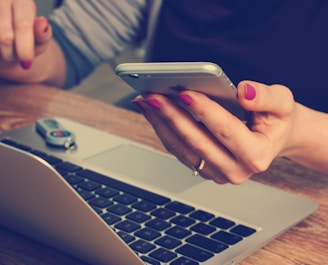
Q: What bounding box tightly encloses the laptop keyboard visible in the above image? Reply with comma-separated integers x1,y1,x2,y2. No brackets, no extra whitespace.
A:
1,139,257,265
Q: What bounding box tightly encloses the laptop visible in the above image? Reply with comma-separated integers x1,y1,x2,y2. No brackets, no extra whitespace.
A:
0,117,318,265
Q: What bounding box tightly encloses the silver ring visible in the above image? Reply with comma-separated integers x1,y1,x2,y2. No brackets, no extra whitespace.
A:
192,158,205,176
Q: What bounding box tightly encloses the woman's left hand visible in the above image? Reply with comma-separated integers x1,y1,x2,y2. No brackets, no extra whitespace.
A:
132,80,297,184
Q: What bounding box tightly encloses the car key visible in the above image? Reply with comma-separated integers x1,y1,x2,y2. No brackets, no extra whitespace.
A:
36,118,76,149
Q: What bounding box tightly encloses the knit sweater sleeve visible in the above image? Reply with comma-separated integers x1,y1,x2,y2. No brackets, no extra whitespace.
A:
48,0,148,88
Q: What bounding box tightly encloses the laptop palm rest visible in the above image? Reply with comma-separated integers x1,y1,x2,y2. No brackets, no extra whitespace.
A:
84,144,204,193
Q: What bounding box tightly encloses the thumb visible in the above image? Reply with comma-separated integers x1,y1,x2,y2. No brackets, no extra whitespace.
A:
237,80,295,118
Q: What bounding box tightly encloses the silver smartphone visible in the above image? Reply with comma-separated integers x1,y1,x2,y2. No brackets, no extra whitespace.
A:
115,62,248,120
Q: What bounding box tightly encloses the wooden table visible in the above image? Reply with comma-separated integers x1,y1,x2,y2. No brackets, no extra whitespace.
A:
0,84,327,265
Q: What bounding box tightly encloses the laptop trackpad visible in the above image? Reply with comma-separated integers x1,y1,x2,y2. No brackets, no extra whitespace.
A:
84,144,204,193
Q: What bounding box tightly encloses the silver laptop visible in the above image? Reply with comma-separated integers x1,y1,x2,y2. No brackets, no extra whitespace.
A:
0,117,317,265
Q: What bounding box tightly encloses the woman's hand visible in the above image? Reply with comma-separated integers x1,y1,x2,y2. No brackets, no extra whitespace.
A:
132,81,299,184
0,0,52,71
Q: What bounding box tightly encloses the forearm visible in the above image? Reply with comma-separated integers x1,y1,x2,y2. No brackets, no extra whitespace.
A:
0,40,66,87
283,103,328,174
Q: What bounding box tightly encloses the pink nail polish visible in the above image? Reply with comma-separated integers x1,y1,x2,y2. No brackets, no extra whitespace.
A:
20,61,32,70
43,17,49,33
131,100,145,113
245,84,256,100
144,98,161,110
44,24,49,33
177,93,193,106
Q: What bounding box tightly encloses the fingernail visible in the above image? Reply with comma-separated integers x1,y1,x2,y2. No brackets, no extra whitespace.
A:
144,98,161,110
43,17,49,33
20,60,32,70
131,100,145,113
177,93,193,106
245,83,256,100
44,24,49,33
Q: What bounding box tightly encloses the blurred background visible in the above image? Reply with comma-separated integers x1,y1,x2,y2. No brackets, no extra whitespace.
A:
35,0,141,106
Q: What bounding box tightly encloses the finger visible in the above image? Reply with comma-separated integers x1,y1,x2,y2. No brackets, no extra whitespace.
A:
34,16,52,55
13,0,36,62
237,81,295,118
141,94,245,183
0,1,15,61
34,16,51,43
176,91,272,180
138,97,230,184
140,96,200,167
132,96,229,183
177,90,258,155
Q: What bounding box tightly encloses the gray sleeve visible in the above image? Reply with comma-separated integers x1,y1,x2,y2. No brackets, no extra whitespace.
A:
48,0,149,88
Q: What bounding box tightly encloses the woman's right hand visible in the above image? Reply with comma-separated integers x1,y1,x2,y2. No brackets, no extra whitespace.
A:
0,0,52,71
133,81,311,184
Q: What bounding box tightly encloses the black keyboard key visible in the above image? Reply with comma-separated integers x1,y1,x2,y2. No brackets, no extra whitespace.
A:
135,227,161,241
155,235,181,249
210,217,235,229
145,218,171,231
171,215,195,227
113,193,137,205
189,210,215,222
63,173,85,185
101,212,121,225
55,167,71,176
171,256,199,265
43,155,62,165
107,203,131,216
165,201,194,214
89,197,113,208
130,240,156,254
132,200,156,212
95,187,119,198
176,244,213,262
211,230,242,245
126,211,151,223
141,256,161,265
55,161,81,172
149,248,177,263
1,138,18,146
165,226,191,239
75,188,95,200
29,149,47,157
91,206,103,214
118,231,135,244
78,180,101,191
1,139,34,153
115,220,141,233
151,208,175,219
12,143,32,152
31,151,62,165
186,234,228,254
190,223,216,235
230,224,256,237
76,169,170,205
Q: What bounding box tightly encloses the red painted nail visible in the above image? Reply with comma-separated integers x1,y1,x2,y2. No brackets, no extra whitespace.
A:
20,60,33,70
144,98,161,110
177,93,193,106
44,24,49,33
43,17,49,33
245,84,256,100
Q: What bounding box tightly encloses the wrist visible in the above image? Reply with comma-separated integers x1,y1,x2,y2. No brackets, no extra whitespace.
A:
280,103,328,171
